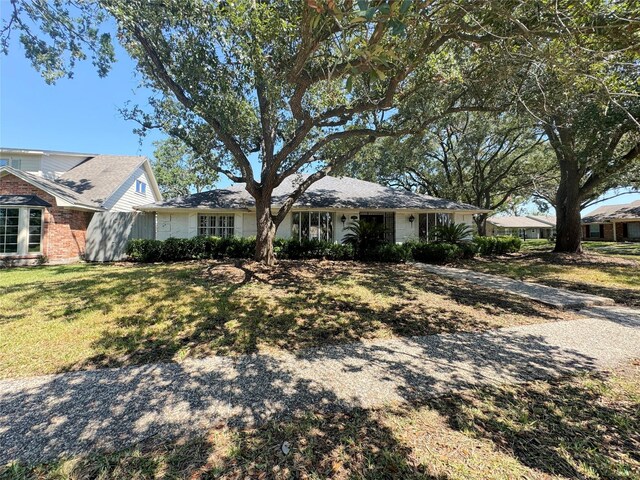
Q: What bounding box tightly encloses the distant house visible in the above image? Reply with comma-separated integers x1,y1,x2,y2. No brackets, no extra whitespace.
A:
0,148,161,264
136,174,489,244
486,215,556,240
581,200,640,242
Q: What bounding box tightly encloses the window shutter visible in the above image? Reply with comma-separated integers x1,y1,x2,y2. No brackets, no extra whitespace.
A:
599,224,605,238
584,225,589,238
623,223,628,238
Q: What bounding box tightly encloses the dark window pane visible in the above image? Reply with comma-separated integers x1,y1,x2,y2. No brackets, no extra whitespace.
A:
301,212,309,240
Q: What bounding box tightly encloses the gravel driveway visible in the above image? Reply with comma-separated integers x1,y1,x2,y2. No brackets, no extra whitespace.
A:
1,305,639,465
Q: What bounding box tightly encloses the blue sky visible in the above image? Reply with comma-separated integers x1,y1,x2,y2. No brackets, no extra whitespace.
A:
0,16,637,212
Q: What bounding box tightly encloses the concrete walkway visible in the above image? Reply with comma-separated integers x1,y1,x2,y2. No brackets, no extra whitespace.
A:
1,306,639,465
414,264,616,309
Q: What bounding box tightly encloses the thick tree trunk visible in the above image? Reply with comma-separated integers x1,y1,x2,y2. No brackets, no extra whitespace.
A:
474,213,488,236
254,197,278,265
554,160,583,253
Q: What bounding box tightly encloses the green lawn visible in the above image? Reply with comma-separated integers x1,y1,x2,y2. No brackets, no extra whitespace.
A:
0,260,576,379
5,362,639,479
522,238,640,258
463,243,640,306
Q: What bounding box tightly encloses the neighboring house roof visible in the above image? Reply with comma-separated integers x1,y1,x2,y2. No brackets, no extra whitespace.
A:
0,194,52,207
0,152,162,211
582,200,640,223
525,215,556,227
137,174,490,212
57,155,149,207
487,215,556,229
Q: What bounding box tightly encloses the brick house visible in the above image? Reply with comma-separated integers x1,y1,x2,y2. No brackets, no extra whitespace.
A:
0,148,161,265
582,200,640,242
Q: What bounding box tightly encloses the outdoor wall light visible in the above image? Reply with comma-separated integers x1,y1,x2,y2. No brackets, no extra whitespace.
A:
409,214,415,225
341,214,347,225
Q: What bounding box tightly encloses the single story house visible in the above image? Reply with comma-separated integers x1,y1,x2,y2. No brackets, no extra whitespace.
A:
136,174,489,244
486,215,556,239
582,200,640,241
0,148,161,264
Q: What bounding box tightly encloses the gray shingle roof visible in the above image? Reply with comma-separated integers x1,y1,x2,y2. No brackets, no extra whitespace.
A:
139,174,487,212
487,216,555,228
0,194,52,207
58,155,147,207
582,200,640,223
1,154,148,210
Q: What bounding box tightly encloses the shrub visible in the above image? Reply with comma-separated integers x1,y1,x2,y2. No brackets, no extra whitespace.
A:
430,222,473,244
473,236,522,255
374,243,413,263
126,239,164,262
411,242,464,263
459,242,478,259
161,237,195,261
342,219,387,259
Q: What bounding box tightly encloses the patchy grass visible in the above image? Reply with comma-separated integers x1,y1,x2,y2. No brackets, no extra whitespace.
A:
463,248,640,307
4,362,638,479
0,260,578,379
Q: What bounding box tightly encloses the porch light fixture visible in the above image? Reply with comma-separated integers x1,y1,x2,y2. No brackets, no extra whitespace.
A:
409,215,415,224
341,214,347,225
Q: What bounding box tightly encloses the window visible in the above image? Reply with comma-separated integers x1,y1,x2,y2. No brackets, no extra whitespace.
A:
291,211,334,242
626,222,640,239
28,209,43,252
0,207,43,255
418,213,452,241
0,208,19,253
0,158,22,169
589,224,601,238
135,180,147,195
198,214,235,237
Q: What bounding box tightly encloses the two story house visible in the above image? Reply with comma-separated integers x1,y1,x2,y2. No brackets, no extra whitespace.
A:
0,148,161,264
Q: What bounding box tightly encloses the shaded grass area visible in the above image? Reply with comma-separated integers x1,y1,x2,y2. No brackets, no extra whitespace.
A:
0,260,576,379
462,248,640,307
4,362,638,479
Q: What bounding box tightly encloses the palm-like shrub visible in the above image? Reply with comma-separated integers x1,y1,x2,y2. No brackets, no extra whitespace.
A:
430,222,473,244
342,219,387,259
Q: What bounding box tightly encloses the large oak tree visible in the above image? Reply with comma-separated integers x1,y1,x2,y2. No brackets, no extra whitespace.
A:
6,0,636,261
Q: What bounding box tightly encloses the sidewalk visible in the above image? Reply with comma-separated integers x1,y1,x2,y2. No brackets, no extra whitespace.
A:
413,263,616,309
2,306,639,465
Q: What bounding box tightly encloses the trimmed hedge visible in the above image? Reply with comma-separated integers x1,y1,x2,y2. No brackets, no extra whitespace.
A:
473,236,522,255
125,236,488,264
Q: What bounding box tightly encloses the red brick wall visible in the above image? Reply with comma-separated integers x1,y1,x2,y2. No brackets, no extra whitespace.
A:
0,173,93,262
582,222,640,241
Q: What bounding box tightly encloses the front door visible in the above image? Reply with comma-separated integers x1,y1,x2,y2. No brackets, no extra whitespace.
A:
359,212,395,243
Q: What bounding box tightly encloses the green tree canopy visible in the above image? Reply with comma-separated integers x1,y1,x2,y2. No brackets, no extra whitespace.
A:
152,138,218,198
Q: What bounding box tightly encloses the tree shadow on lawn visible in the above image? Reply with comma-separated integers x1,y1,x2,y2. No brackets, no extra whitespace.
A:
0,319,602,474
463,253,640,307
75,261,572,371
428,366,640,479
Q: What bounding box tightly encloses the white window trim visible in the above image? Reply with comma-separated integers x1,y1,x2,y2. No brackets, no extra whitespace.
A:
418,212,452,242
135,179,147,195
0,206,44,256
291,211,335,242
198,214,235,238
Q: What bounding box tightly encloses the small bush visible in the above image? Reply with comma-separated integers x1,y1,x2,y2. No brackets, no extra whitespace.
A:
374,243,413,263
473,236,522,255
126,239,164,262
412,242,464,263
